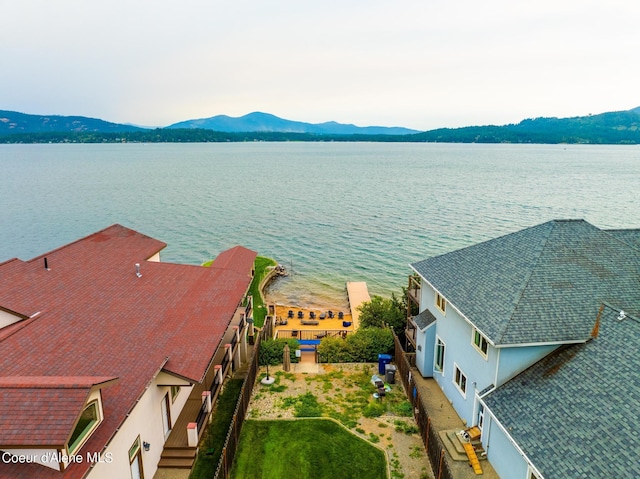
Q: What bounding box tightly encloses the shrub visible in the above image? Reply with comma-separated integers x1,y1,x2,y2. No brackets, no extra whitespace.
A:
393,401,413,417
259,338,300,366
363,400,386,418
317,327,393,363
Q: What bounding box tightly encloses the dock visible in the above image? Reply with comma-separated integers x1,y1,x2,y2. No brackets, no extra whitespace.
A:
346,281,371,329
270,282,371,343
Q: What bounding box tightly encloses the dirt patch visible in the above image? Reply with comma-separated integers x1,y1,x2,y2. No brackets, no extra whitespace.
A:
248,363,432,479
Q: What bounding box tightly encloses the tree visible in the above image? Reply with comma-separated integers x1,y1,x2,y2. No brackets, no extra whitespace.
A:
357,294,406,335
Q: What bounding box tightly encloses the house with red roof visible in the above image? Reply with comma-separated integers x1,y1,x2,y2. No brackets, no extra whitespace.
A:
0,225,257,478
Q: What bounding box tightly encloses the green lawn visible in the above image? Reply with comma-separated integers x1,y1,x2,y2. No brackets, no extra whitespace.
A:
230,419,388,479
248,256,276,327
204,255,275,328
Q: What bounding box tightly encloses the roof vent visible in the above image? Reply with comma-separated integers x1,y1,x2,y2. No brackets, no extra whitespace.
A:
135,263,142,278
617,310,626,322
44,257,50,270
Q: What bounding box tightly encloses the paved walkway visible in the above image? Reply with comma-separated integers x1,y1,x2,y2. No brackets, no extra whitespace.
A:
294,350,324,373
412,373,500,479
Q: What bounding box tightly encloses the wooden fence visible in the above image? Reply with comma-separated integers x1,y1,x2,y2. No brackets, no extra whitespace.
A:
212,318,270,479
393,332,454,479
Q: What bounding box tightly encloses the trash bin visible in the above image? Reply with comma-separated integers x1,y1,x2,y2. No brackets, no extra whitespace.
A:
378,354,392,375
385,364,397,384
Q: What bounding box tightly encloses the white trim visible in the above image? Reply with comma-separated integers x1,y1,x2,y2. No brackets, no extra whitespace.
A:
471,327,489,359
493,348,501,387
434,335,445,375
479,398,545,479
496,339,586,349
527,465,542,479
452,362,467,398
435,292,447,315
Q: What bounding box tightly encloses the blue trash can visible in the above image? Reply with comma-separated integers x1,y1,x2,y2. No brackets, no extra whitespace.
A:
378,354,392,375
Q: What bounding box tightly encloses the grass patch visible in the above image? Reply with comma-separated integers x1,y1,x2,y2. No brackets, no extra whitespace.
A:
281,392,323,417
190,378,244,479
393,420,419,435
203,255,276,328
230,419,387,479
249,256,276,327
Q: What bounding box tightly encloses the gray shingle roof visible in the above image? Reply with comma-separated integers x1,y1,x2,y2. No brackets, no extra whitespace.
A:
482,307,640,478
412,309,436,330
606,228,640,251
411,220,640,345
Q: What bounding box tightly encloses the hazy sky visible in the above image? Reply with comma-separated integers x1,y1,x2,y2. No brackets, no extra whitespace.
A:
1,1,638,130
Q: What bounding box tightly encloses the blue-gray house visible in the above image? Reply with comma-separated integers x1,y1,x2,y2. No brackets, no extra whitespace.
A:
406,219,640,479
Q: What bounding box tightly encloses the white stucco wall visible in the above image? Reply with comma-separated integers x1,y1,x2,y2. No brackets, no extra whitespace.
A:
87,376,193,479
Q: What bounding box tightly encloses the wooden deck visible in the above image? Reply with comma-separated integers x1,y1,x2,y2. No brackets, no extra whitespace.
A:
273,305,355,339
271,282,371,339
346,281,371,329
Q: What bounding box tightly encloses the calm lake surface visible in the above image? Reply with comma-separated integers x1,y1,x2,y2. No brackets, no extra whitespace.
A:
1,142,639,308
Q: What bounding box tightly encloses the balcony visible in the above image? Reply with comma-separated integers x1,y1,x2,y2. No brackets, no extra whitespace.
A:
158,305,250,469
407,275,421,308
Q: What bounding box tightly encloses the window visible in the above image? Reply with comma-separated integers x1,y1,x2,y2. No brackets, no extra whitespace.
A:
68,401,100,453
453,364,467,397
170,385,181,403
472,328,489,357
434,336,445,373
435,293,446,314
477,403,485,431
129,436,144,479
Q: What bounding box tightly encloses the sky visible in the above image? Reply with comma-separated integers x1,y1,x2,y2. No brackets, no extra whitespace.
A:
1,1,639,131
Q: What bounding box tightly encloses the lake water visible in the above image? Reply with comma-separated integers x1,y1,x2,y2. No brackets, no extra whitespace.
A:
1,142,639,309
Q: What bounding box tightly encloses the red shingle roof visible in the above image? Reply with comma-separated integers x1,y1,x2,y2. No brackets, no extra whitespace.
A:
0,377,117,446
0,225,256,478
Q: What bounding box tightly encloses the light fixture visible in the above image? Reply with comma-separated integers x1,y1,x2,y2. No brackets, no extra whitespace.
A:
143,442,150,452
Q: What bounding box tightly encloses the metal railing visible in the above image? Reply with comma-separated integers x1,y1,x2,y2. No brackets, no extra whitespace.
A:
196,401,208,433
276,329,350,341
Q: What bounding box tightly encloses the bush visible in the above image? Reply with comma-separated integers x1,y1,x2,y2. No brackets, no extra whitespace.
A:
345,328,394,362
317,328,394,363
259,338,300,366
363,400,386,418
393,401,413,417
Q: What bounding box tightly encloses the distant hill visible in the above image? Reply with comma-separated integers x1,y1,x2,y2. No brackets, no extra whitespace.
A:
167,111,419,135
2,107,640,144
0,110,145,135
411,108,640,144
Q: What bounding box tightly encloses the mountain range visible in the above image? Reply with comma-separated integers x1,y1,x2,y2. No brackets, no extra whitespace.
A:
1,108,640,144
167,112,418,135
0,110,416,136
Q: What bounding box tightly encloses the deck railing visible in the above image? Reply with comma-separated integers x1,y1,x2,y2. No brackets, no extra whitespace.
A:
276,329,350,341
195,401,208,433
